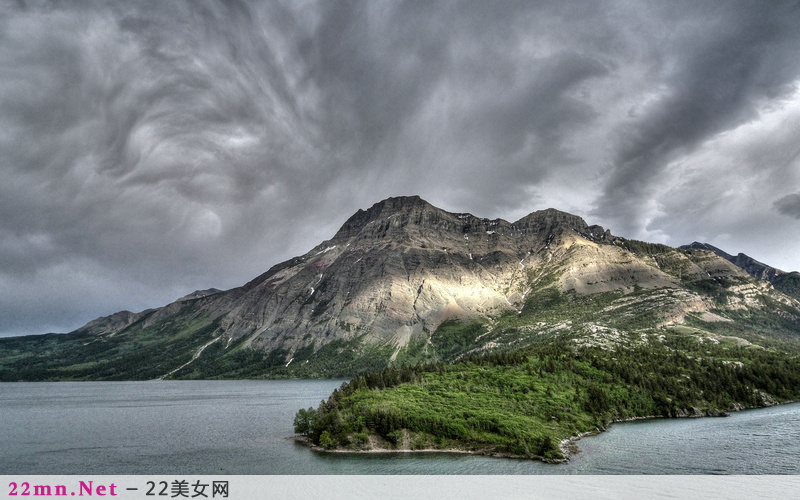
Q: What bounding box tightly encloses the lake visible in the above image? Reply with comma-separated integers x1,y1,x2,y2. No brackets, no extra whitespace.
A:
2,380,799,475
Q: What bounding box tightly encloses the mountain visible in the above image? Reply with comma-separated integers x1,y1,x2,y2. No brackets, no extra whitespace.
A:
679,242,800,300
679,241,784,281
2,195,800,381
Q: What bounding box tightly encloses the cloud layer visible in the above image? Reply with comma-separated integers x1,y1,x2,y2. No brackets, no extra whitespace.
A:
2,0,800,335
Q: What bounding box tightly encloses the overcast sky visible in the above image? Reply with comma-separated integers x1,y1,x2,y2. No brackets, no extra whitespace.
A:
2,0,800,337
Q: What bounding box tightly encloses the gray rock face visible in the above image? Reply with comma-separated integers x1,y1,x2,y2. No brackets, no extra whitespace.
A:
201,196,683,356
77,197,781,365
679,242,785,282
213,196,597,353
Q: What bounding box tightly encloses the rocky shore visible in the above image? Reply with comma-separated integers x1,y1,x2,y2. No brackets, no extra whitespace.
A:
292,432,569,463
291,434,562,463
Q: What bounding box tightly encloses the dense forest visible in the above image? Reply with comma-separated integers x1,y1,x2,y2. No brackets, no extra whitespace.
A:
296,329,800,461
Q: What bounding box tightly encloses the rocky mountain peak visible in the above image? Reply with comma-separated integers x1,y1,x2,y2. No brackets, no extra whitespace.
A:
514,208,589,232
333,195,442,239
334,197,607,243
682,242,734,260
511,208,614,243
679,242,784,282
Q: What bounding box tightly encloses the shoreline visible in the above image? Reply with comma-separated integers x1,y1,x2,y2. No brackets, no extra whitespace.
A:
559,398,800,460
290,435,559,462
294,399,800,464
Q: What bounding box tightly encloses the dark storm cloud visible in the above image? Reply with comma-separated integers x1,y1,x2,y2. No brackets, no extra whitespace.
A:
0,0,326,334
593,1,800,235
2,0,800,336
296,1,617,214
775,193,800,219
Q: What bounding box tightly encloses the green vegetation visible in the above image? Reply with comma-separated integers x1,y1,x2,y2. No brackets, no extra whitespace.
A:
774,272,800,301
0,307,218,381
430,320,485,360
298,331,800,461
618,238,674,257
169,335,396,379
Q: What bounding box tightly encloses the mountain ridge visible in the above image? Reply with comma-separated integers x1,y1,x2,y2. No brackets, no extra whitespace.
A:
1,195,799,381
679,241,785,281
679,241,800,301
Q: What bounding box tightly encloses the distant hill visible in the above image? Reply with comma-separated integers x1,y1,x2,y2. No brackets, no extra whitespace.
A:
679,242,800,300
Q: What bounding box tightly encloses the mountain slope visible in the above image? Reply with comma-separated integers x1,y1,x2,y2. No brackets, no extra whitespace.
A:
679,242,800,301
679,242,785,281
2,196,799,381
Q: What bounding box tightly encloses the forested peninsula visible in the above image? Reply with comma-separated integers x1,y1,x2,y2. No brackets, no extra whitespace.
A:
295,314,800,462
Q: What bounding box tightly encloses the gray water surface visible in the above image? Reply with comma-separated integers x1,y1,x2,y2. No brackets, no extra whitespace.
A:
2,380,799,474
